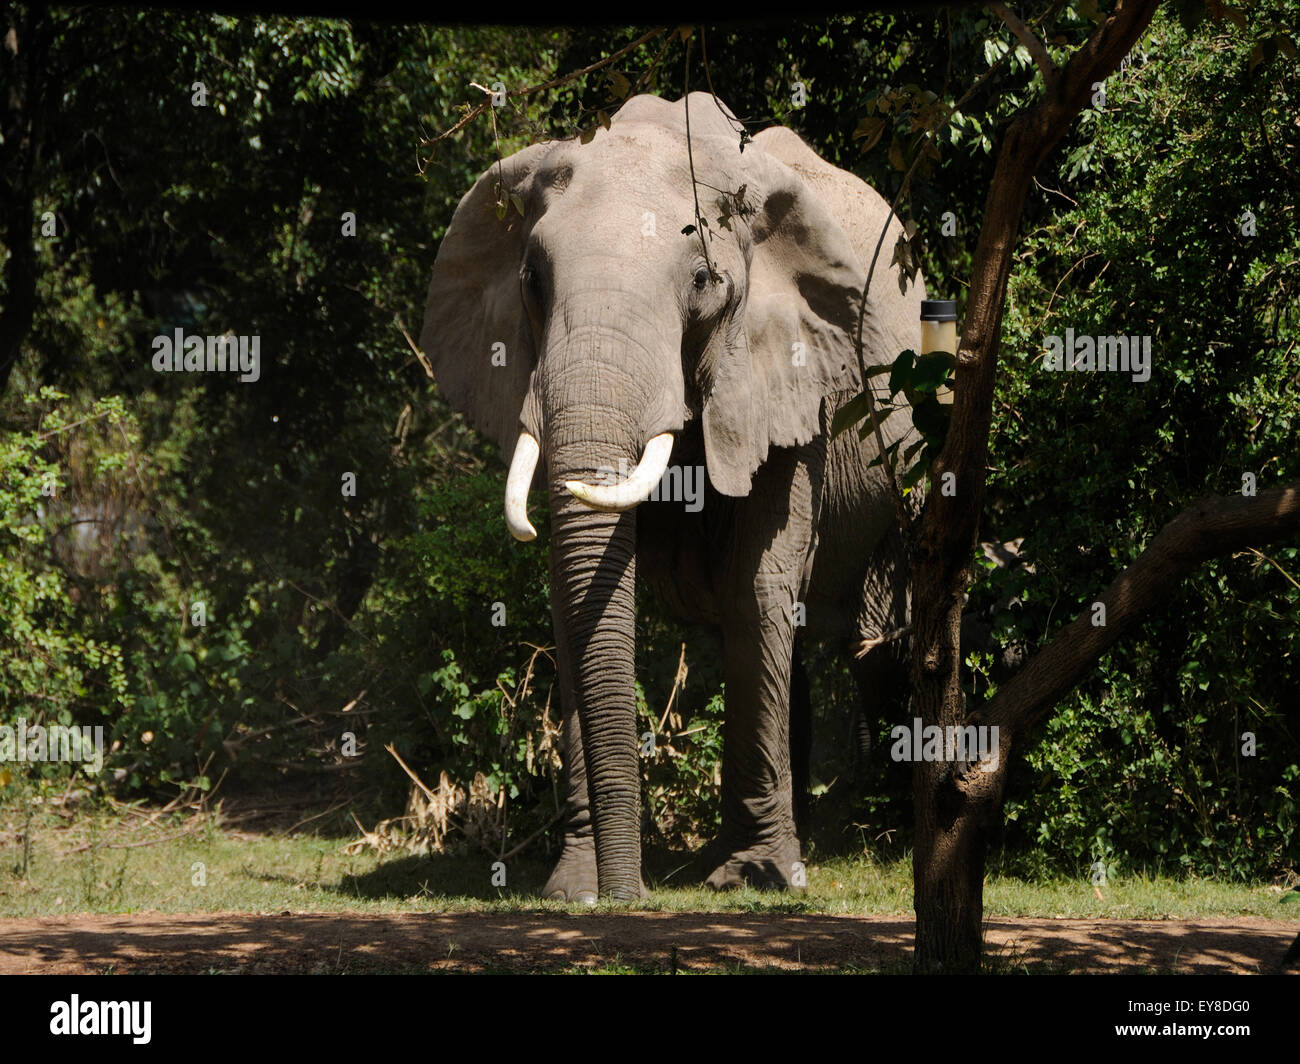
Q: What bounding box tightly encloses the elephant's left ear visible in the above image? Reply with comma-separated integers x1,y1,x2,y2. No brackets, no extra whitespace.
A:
702,143,870,497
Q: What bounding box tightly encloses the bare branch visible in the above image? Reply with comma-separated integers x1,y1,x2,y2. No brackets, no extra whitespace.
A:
977,480,1300,738
395,313,434,380
682,38,716,279
422,27,667,153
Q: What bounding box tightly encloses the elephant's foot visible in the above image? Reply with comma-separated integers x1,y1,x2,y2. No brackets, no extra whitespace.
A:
543,838,599,904
704,836,804,892
542,838,650,902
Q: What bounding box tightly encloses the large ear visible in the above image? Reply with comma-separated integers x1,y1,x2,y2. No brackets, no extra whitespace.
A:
702,126,923,497
420,142,556,455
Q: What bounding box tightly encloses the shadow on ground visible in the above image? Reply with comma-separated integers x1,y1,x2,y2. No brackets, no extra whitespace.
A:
335,843,712,901
2,912,1295,975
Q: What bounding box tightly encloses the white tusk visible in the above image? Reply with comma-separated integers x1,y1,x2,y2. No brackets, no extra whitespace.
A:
565,432,674,512
505,432,540,541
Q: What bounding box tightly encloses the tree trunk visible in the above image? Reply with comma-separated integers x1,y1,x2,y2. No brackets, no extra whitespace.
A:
907,0,1162,972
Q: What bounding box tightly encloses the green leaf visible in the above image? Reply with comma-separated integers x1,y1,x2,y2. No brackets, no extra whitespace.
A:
888,349,916,397
911,394,949,440
888,136,906,172
1175,0,1206,33
606,69,631,100
909,351,956,393
1216,3,1248,30
901,452,929,490
853,115,887,154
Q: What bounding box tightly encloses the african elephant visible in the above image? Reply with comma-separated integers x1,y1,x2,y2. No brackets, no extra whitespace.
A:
420,93,924,901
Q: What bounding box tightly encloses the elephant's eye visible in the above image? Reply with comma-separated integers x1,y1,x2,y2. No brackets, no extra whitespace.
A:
521,263,544,306
692,266,710,290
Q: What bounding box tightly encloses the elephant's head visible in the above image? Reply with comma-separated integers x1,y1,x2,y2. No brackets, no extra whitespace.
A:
420,93,915,897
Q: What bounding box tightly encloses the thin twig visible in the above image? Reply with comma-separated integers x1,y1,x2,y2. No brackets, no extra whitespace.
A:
423,27,667,154
285,800,350,835
62,822,205,856
35,410,113,440
853,45,1019,530
699,28,747,134
396,315,433,381
384,743,439,803
682,38,716,280
657,642,689,733
1034,250,1100,331
632,27,676,96
988,1,1058,86
1246,547,1300,593
498,811,564,862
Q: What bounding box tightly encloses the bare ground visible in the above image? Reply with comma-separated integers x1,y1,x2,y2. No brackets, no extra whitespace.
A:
1,912,1296,974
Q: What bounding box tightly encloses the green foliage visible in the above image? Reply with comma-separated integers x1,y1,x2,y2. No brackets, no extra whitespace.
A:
983,1,1300,879
831,348,954,492
0,391,130,784
1,7,1294,883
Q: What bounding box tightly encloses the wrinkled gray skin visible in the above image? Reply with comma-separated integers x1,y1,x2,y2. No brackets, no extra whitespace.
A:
421,94,923,901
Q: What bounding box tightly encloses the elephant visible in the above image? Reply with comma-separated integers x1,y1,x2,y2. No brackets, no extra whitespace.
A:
420,92,925,901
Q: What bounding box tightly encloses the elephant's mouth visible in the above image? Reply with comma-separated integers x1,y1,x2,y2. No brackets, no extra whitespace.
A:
504,430,675,541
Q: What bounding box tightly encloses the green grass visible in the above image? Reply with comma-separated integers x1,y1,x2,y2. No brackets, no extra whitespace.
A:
0,799,1292,920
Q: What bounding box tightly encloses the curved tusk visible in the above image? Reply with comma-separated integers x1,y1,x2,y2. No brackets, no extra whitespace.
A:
505,432,540,542
565,432,674,512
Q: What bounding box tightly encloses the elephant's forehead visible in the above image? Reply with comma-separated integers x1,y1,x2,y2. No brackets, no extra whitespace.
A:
541,127,744,198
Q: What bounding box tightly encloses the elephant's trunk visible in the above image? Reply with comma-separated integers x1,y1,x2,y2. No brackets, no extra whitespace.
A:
533,302,683,899
546,452,642,899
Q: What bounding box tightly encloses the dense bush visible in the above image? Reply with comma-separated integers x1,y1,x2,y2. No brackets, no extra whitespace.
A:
0,6,1294,880
985,3,1299,878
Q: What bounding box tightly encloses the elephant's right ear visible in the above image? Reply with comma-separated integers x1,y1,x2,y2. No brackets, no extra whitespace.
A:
420,142,555,455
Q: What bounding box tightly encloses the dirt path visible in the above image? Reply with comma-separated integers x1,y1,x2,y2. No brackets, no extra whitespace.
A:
1,912,1296,973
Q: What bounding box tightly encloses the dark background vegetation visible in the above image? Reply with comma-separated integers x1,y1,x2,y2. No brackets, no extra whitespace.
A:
1,3,1295,882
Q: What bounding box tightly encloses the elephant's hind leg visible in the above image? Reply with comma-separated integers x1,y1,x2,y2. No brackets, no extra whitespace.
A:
848,517,912,778
791,640,813,841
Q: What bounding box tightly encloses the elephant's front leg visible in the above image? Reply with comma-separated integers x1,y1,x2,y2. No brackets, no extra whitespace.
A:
542,690,598,904
706,447,817,891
